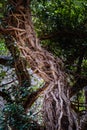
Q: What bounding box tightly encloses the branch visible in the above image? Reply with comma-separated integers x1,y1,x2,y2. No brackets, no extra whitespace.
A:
0,56,14,67
0,91,12,103
23,83,48,111
70,76,87,97
0,79,16,88
40,30,87,40
4,37,31,88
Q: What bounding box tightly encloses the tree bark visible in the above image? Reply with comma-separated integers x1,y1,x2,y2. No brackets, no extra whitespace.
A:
1,0,79,130
80,113,87,130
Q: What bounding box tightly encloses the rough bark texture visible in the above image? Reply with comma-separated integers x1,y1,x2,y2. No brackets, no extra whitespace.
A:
1,0,78,130
43,79,78,130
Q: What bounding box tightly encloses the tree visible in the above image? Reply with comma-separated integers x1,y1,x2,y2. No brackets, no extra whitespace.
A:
0,0,87,130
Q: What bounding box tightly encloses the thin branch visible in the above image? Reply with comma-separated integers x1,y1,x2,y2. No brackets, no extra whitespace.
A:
1,27,87,40
0,79,17,88
23,83,48,111
80,113,87,130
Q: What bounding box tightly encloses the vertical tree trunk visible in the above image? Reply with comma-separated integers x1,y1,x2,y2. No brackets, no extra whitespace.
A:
43,76,78,130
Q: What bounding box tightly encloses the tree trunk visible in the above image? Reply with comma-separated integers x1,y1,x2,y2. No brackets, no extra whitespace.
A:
2,0,78,129
43,77,78,130
80,113,87,130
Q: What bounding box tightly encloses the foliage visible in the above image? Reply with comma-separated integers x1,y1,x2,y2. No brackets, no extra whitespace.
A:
0,66,44,129
0,39,8,55
0,103,38,130
81,59,87,76
31,0,87,63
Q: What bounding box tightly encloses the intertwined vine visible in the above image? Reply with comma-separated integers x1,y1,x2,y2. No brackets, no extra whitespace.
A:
3,0,78,130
